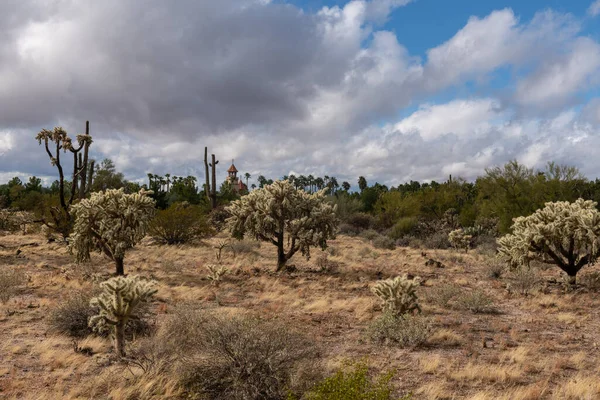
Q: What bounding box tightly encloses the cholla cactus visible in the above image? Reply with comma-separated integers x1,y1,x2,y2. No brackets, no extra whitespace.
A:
226,180,338,271
68,189,156,275
497,199,600,285
371,274,421,316
205,264,229,284
448,229,472,253
89,275,157,357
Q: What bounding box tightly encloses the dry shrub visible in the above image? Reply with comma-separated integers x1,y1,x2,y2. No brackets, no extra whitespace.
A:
367,312,432,347
0,267,27,303
372,235,395,250
149,306,320,399
485,258,505,279
508,267,541,296
347,213,375,231
422,231,451,250
48,289,97,338
425,283,462,308
580,271,600,291
49,288,154,339
359,229,380,241
455,289,496,314
148,203,212,244
229,238,261,257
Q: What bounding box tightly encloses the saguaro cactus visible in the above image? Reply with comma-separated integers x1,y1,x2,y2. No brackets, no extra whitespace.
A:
89,275,157,357
203,147,219,209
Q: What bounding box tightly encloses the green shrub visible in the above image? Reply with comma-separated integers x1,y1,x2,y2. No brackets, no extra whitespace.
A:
304,361,410,400
360,229,380,241
425,284,462,308
149,202,212,245
372,235,395,250
389,217,417,240
347,213,375,231
367,313,431,347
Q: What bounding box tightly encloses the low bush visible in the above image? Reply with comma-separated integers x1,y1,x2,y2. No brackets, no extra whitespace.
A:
303,360,410,400
48,289,97,338
389,217,418,240
454,289,496,314
422,231,451,250
508,267,541,296
148,203,212,244
49,288,155,339
338,223,360,236
372,235,395,250
425,283,462,308
581,271,600,291
360,229,380,241
229,239,260,256
368,313,431,347
347,213,375,231
161,307,319,399
485,259,505,279
0,267,27,303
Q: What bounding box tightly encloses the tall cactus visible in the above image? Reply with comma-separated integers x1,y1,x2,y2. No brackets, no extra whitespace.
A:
89,275,157,357
371,274,421,316
204,147,219,209
35,122,93,238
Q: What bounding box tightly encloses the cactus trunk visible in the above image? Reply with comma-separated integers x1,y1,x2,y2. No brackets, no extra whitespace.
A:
115,257,124,276
115,321,126,357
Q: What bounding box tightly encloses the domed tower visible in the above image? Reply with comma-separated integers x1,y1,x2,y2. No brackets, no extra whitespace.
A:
227,160,238,181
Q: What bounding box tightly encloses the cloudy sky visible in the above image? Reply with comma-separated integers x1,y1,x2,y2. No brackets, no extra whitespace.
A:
1,0,600,189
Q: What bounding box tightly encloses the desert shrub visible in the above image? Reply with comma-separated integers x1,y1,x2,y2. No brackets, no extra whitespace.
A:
422,231,451,249
229,239,260,256
163,308,319,400
338,223,359,236
0,268,27,303
49,289,97,338
372,235,395,250
408,237,424,249
581,271,600,291
389,217,418,240
508,267,541,296
455,289,496,313
208,207,231,232
360,229,380,241
314,253,337,273
371,274,421,316
148,203,212,245
425,284,462,308
330,195,362,223
475,234,498,256
485,259,505,279
304,360,409,400
347,213,375,231
368,313,431,347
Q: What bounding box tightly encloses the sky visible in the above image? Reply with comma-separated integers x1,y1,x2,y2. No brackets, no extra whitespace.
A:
1,0,600,189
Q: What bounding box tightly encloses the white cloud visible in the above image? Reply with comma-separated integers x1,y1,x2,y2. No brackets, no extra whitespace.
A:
0,131,13,155
588,0,600,17
394,99,504,140
515,38,600,107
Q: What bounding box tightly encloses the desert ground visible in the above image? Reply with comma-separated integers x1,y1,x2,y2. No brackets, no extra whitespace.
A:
1,231,600,399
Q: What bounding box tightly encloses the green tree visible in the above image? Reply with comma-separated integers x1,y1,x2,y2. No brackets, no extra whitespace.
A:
358,176,368,192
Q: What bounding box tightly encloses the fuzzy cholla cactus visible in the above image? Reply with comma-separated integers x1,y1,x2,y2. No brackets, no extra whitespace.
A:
371,274,421,317
448,229,472,253
498,199,600,285
68,189,156,275
226,180,338,271
89,275,157,357
205,264,229,284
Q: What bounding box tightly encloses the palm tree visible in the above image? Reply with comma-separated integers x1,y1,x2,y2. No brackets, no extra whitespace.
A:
342,181,351,192
244,172,251,188
307,175,314,193
165,173,171,192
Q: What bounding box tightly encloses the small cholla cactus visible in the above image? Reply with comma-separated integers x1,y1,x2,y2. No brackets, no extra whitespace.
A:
68,189,156,275
371,274,421,317
498,199,600,285
205,264,229,284
448,229,472,253
89,275,157,357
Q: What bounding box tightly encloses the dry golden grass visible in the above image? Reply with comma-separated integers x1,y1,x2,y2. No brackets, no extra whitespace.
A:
1,231,600,398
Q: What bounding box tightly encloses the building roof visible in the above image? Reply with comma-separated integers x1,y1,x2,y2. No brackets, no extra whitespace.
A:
227,162,238,173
